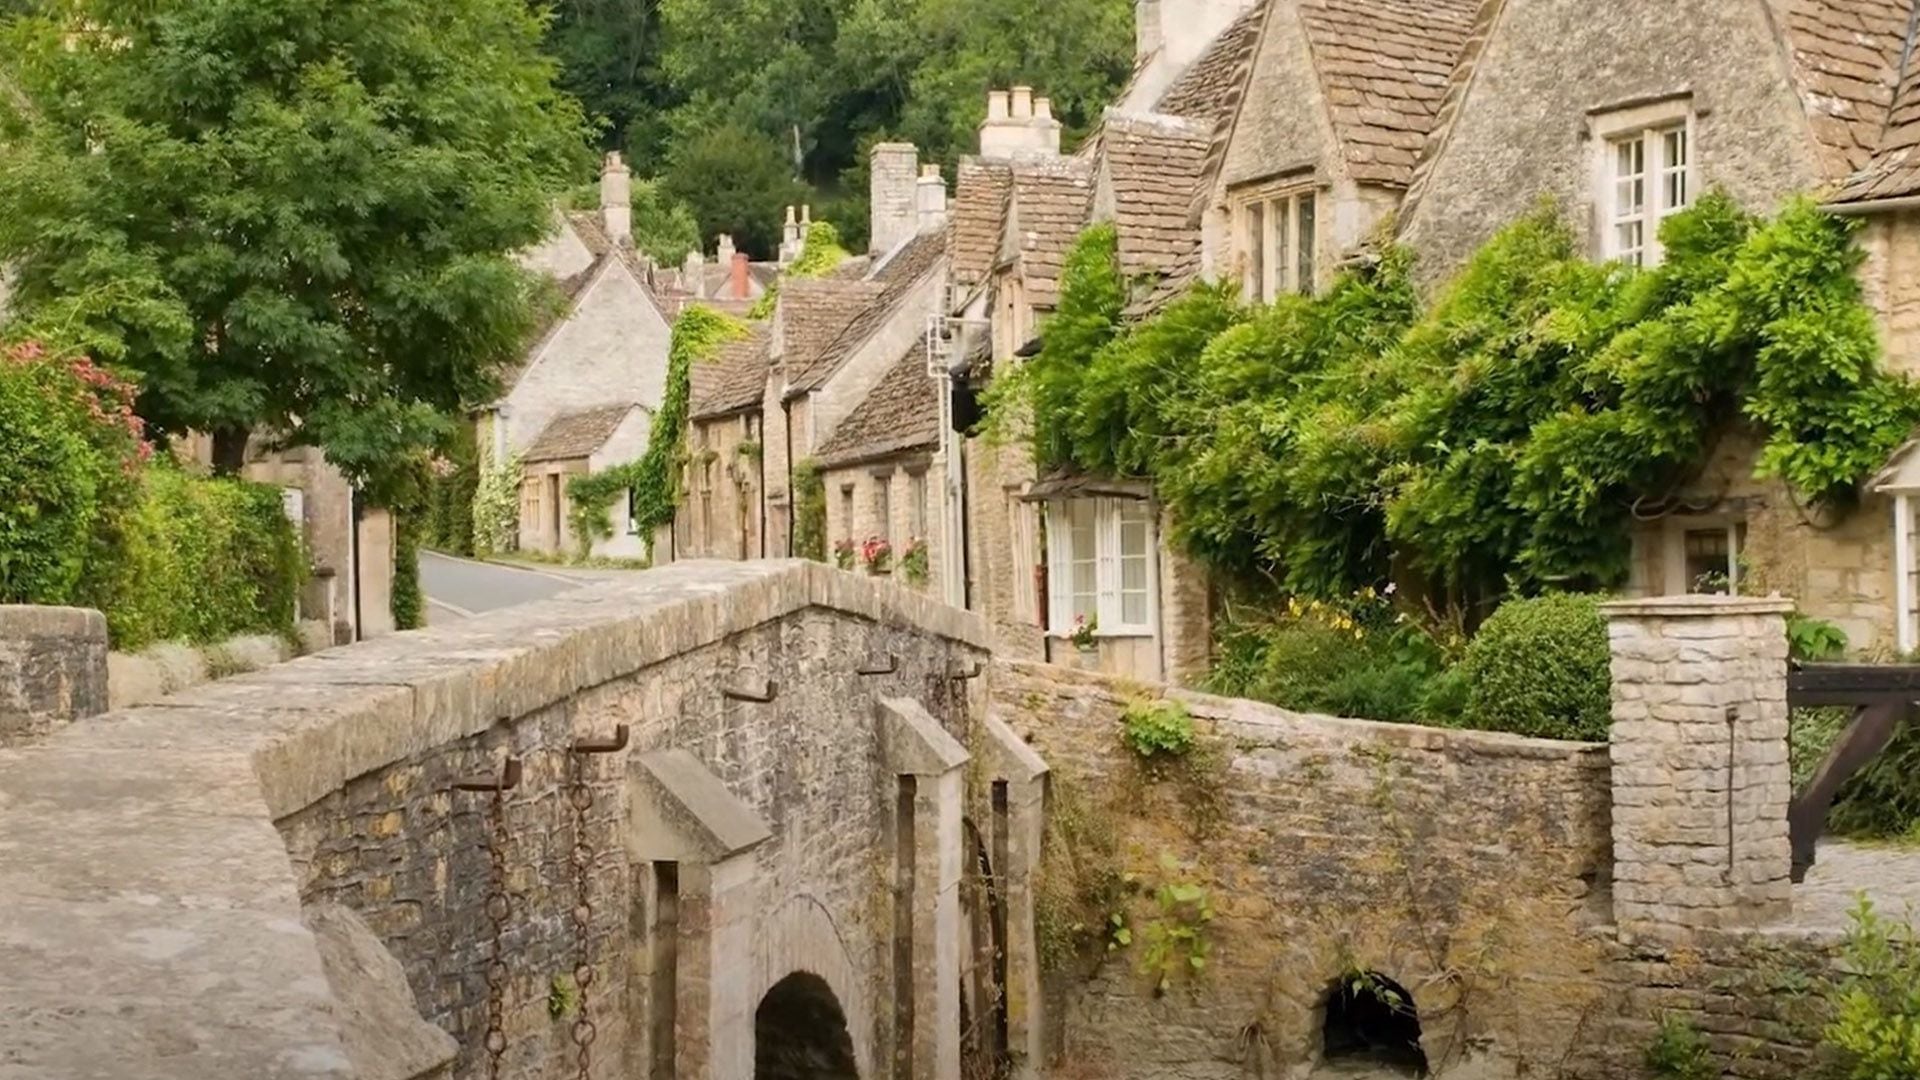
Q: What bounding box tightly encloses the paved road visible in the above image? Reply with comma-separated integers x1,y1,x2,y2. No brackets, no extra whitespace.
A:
419,551,597,622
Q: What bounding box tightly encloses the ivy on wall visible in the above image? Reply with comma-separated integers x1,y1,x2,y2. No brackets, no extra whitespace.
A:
993,194,1920,613
748,221,852,320
567,307,747,554
791,457,828,562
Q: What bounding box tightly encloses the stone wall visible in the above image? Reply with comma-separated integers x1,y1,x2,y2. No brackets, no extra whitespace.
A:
992,660,1617,1078
0,604,107,745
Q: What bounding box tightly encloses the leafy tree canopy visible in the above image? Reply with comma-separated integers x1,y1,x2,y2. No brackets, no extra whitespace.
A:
662,122,809,256
0,0,591,496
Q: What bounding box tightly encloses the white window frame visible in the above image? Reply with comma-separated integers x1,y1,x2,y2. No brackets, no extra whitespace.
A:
1592,98,1694,266
1232,179,1319,302
1660,515,1744,596
1045,496,1159,637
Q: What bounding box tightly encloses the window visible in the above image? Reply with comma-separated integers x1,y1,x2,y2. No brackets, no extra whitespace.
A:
1683,524,1744,595
907,471,928,539
1237,186,1319,302
627,487,640,535
872,473,892,543
1011,497,1040,624
1045,497,1158,635
1599,108,1691,266
839,485,855,539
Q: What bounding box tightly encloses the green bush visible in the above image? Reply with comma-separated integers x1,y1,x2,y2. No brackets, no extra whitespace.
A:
424,424,478,557
1644,1013,1715,1080
1208,594,1451,725
1823,899,1920,1079
392,513,423,631
1457,594,1612,741
1120,698,1195,759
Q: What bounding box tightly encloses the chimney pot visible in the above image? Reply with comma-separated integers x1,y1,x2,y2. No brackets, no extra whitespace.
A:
916,164,949,232
1034,97,1054,121
600,151,633,247
1011,86,1034,119
731,252,751,300
801,205,812,226
988,90,1011,121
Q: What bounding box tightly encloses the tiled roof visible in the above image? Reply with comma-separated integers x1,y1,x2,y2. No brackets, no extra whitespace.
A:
1786,0,1914,186
951,161,1014,290
690,324,771,420
777,278,887,391
1156,1,1271,127
815,343,941,467
1009,161,1096,309
787,231,948,396
1105,113,1214,285
1300,0,1482,188
523,404,638,463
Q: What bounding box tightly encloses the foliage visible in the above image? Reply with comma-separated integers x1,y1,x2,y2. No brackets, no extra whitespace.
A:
663,124,808,258
900,537,929,584
859,536,893,573
793,459,828,562
1788,614,1849,661
1827,722,1920,839
0,0,590,495
1068,614,1098,651
547,972,580,1021
995,196,1920,615
472,449,524,557
424,426,479,557
1644,1013,1715,1080
1033,769,1127,976
1790,706,1852,793
1134,856,1214,995
570,176,703,267
1120,697,1196,760
391,515,423,631
1457,594,1612,741
1821,898,1920,1079
832,537,856,570
543,0,671,164
749,221,853,319
88,465,305,651
568,308,746,554
0,343,147,606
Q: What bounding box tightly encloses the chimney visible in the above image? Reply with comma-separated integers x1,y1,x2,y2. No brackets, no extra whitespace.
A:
717,234,737,267
600,151,632,247
916,164,948,232
731,252,751,300
683,248,707,299
1136,0,1164,61
779,206,803,265
1163,0,1256,67
870,142,920,256
978,86,1063,161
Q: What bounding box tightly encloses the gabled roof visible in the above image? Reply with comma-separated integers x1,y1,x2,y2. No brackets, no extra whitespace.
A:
1299,0,1483,188
690,324,771,420
1007,161,1096,309
786,231,948,397
1104,113,1214,287
497,213,670,402
815,343,940,468
951,161,1015,290
777,278,887,389
524,404,641,463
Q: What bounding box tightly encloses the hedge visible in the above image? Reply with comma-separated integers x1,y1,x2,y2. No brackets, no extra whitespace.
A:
1457,593,1612,741
1,345,304,651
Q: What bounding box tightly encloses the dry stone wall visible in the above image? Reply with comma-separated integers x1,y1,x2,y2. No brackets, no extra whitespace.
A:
993,660,1616,1079
0,604,107,745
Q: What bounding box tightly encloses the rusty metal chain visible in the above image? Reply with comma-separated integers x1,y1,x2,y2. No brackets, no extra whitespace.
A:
483,785,510,1079
567,749,597,1080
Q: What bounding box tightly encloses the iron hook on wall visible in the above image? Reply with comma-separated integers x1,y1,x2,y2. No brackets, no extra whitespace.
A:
454,756,523,793
947,661,984,681
723,678,779,703
857,654,899,676
572,724,630,755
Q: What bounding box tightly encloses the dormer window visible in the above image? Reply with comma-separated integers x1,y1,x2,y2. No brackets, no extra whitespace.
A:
1592,98,1694,266
1234,181,1318,302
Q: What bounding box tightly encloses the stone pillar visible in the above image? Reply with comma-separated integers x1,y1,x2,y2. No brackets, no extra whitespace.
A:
678,854,759,1080
1602,596,1793,937
979,712,1049,1079
878,698,967,1080
0,605,108,745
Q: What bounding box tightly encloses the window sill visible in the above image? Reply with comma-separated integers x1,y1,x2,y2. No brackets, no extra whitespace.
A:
1047,630,1153,641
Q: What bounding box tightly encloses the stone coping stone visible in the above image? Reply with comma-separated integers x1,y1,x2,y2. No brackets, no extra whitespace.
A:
631,748,775,861
0,560,988,1079
1600,595,1796,619
997,658,1612,764
0,604,107,640
877,696,971,776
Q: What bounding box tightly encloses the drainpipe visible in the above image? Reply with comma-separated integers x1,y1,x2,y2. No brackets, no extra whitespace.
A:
784,396,797,557
1821,194,1920,216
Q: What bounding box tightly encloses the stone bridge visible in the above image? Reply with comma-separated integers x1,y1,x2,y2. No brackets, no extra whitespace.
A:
0,572,1905,1080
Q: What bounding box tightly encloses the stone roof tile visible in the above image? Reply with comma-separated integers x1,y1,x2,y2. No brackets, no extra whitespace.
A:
778,279,886,392
1009,161,1096,309
787,231,948,396
524,404,638,463
951,160,1014,290
689,324,771,420
1785,0,1914,185
1156,1,1271,126
1104,113,1214,288
815,343,941,467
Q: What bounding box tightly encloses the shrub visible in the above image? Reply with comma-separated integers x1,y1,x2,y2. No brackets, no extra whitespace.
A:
1121,698,1195,759
1822,898,1920,1079
424,424,478,557
1644,1013,1715,1080
392,514,423,630
1209,593,1450,725
472,449,523,555
1457,594,1612,741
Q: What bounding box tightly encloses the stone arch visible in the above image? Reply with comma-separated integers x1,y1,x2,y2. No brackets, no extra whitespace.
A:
754,893,874,1077
1320,971,1429,1076
755,971,860,1080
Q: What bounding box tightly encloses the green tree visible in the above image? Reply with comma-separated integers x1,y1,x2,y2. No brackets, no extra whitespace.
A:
663,123,808,256
544,0,673,161
0,0,590,494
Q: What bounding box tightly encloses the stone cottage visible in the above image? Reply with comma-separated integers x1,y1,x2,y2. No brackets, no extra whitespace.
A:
1397,0,1920,653
515,403,652,558
676,324,774,561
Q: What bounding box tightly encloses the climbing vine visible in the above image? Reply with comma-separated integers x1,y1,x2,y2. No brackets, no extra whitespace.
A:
471,448,523,556
991,194,1920,613
567,307,746,554
792,457,828,561
748,221,852,320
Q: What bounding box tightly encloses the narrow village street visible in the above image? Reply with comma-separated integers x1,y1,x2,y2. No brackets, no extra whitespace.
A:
417,550,615,622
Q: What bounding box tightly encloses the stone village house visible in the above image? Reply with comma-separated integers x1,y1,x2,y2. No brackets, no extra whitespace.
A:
483,152,779,559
